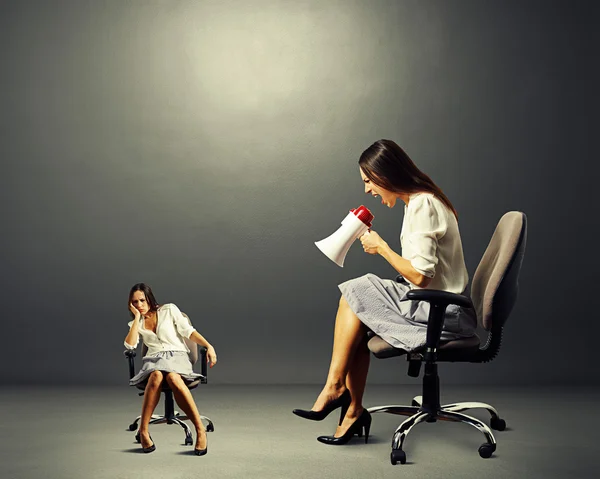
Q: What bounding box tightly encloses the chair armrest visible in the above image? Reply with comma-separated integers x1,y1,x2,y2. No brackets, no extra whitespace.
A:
124,349,136,380
405,289,473,308
405,289,473,358
199,346,208,383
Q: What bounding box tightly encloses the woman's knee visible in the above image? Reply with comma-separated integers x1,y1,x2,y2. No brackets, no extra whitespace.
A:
165,372,184,388
147,370,164,387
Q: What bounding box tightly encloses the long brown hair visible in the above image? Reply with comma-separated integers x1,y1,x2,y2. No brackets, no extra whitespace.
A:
127,283,160,318
358,139,458,219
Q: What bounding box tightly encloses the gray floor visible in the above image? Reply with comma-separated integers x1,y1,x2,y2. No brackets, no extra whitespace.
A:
1,385,598,479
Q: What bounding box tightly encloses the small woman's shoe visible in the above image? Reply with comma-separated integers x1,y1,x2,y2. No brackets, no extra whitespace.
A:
141,435,156,453
194,447,207,456
194,433,208,456
293,389,351,426
316,409,372,446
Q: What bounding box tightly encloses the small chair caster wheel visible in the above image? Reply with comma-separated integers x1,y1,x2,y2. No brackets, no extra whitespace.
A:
490,417,506,431
128,423,138,431
135,433,141,443
411,400,420,407
185,437,193,446
391,449,406,465
206,424,214,432
478,443,496,458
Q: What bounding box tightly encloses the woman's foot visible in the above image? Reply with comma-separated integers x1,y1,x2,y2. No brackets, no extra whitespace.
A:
334,407,365,438
139,431,156,453
317,407,371,445
194,428,208,456
293,387,351,424
311,384,347,413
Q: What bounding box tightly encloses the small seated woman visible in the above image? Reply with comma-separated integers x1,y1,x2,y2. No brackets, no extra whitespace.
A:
124,283,217,455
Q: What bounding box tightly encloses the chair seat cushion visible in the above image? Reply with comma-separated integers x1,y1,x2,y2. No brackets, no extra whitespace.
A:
368,334,481,360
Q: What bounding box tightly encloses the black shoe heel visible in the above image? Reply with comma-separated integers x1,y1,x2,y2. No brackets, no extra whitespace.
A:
363,414,372,444
293,389,351,422
317,409,372,446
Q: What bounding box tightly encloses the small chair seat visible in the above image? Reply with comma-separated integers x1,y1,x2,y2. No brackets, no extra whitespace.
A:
134,378,202,392
368,334,481,359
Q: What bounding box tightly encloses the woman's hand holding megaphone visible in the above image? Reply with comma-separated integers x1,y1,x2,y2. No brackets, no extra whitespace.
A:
360,230,387,255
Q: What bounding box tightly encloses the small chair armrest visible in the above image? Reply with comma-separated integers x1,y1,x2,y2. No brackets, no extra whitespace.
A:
124,349,136,380
405,289,473,358
199,346,208,382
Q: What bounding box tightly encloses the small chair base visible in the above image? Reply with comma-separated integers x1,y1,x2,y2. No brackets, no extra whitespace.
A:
368,396,503,465
130,412,214,445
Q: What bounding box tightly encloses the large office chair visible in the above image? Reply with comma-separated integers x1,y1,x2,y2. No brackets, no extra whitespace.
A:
124,313,214,446
367,211,527,465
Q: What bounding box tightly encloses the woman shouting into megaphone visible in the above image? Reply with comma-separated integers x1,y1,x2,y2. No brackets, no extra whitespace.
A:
293,139,477,445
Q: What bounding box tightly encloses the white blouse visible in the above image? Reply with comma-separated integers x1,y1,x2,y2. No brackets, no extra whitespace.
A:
401,193,469,294
124,303,196,357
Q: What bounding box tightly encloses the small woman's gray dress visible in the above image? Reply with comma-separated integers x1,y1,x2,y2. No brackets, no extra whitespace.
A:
126,303,204,386
339,193,477,352
130,351,203,386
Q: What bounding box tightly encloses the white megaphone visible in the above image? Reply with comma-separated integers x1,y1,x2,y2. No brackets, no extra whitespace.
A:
315,205,374,267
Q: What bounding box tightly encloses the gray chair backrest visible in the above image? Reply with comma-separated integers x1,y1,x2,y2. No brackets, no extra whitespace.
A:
470,212,527,331
141,311,198,365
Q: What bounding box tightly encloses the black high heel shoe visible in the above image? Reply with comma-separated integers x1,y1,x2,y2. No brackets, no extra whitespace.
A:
194,431,208,456
316,409,372,446
293,389,351,426
141,435,156,453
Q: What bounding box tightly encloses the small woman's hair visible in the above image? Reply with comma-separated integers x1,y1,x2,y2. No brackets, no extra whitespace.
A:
128,283,160,318
359,139,458,219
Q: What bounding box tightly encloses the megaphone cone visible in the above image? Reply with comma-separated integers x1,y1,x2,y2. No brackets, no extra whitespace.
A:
315,206,374,267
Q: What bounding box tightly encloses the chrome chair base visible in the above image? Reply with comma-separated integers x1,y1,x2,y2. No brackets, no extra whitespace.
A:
129,412,215,446
367,396,504,464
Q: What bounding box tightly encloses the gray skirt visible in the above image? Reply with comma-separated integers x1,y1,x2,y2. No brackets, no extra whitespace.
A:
339,273,477,352
129,350,204,386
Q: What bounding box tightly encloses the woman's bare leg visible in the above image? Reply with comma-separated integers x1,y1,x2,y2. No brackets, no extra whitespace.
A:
311,296,368,412
139,370,164,448
165,373,206,450
334,334,370,436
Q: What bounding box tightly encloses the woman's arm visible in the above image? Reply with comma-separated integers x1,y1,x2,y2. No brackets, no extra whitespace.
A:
190,331,217,368
378,243,432,288
124,303,142,348
360,231,432,288
189,331,212,349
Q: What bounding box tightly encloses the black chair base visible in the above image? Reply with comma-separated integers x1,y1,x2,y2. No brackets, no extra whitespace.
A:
368,395,504,465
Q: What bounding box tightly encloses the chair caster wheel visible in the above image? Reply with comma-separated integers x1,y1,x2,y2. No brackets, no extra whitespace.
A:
206,424,214,432
128,423,138,431
478,443,496,458
490,417,506,431
411,400,420,407
391,449,406,465
135,433,141,443
185,437,193,446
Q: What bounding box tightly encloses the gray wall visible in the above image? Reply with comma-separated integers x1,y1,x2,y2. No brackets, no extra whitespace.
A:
0,0,596,385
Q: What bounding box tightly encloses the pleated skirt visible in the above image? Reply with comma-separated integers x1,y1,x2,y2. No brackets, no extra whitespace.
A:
129,350,204,386
338,273,477,352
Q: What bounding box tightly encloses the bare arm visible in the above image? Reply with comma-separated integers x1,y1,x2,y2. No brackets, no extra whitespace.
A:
189,331,212,349
360,231,432,288
124,303,142,348
378,243,432,288
190,331,217,368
